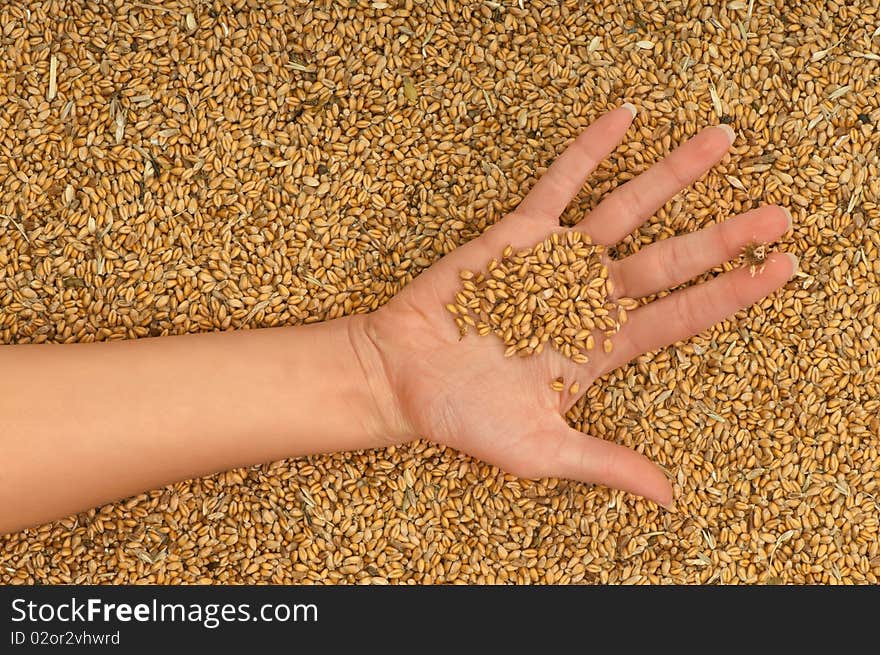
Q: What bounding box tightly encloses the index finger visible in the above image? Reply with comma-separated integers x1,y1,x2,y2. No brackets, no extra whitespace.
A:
602,252,798,372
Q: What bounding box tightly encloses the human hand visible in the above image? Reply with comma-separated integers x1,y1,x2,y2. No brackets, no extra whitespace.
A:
360,105,796,507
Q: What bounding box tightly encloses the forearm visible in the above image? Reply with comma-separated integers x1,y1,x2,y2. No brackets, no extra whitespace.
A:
0,315,403,535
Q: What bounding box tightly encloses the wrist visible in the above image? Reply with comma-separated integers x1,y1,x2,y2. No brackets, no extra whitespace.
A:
344,313,412,447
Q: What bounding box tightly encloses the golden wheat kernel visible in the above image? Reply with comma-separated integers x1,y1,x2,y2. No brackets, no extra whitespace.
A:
569,382,580,395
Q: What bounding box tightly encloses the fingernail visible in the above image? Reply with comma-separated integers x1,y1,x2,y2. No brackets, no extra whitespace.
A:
716,123,736,145
781,206,793,231
621,102,637,119
784,252,799,275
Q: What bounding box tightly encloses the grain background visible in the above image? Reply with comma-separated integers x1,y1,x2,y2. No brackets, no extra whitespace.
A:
1,0,878,584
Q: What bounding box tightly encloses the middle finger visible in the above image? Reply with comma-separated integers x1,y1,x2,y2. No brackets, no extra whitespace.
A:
608,204,792,299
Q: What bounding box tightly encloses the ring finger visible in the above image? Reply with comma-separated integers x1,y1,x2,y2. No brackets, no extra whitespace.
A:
577,124,736,245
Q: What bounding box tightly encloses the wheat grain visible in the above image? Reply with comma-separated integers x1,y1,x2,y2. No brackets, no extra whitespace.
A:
0,0,877,586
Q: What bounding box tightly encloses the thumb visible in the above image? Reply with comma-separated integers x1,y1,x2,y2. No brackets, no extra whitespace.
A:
547,424,673,507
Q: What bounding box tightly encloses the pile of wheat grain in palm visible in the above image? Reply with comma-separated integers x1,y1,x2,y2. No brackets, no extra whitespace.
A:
447,232,638,372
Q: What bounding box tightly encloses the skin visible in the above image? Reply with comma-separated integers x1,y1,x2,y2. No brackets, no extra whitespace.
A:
0,106,797,535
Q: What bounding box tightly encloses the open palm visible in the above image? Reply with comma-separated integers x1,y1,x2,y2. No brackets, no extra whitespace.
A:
364,106,795,507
